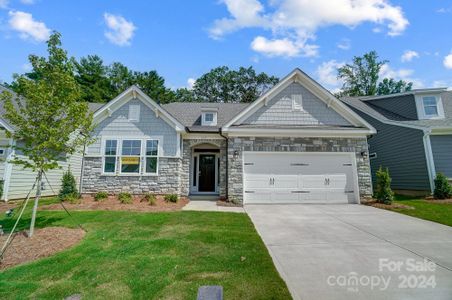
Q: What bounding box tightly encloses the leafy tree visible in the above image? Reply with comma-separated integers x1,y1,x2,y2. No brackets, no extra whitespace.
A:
338,51,387,96
0,32,93,237
174,87,196,102
376,78,413,95
375,166,394,205
107,62,134,94
192,66,278,103
131,70,175,104
73,55,114,102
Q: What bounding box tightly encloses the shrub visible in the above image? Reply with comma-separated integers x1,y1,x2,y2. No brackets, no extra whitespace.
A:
433,173,452,199
375,166,394,205
118,192,133,204
142,193,157,205
0,179,3,200
62,193,81,204
94,191,108,201
59,168,79,200
164,194,178,203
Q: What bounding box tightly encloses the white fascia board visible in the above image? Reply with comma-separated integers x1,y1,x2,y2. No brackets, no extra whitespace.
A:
223,68,376,133
223,127,372,138
182,133,225,140
430,127,452,135
360,88,448,101
93,86,185,132
0,118,14,133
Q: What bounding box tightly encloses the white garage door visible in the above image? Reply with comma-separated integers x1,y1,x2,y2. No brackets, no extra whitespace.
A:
243,152,359,204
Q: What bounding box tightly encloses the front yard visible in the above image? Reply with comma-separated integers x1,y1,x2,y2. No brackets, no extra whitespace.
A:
378,195,452,227
0,200,291,299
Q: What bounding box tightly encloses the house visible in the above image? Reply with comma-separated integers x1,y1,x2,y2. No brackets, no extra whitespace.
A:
81,69,376,204
342,89,452,195
0,85,100,201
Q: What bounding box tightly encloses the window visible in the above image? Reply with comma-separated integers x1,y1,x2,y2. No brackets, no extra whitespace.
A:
202,111,217,126
0,148,5,156
128,104,140,122
145,140,159,174
422,96,438,116
193,156,197,186
292,94,303,111
104,140,117,173
121,140,141,173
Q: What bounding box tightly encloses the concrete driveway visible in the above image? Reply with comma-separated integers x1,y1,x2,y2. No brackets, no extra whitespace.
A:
245,204,452,300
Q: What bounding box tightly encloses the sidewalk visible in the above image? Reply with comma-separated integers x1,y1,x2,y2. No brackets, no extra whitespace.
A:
182,201,244,213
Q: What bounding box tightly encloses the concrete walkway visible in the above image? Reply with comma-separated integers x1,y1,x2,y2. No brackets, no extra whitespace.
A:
183,200,244,213
245,204,452,300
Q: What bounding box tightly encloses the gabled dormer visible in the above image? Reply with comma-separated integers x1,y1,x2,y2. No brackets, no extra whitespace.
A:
201,108,218,126
414,92,446,120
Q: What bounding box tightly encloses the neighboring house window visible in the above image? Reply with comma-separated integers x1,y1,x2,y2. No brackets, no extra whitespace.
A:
104,140,117,173
128,104,141,122
121,140,141,173
422,96,438,117
0,148,4,155
292,94,303,111
145,140,159,174
202,111,217,126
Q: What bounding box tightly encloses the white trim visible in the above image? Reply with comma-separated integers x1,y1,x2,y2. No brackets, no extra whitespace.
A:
182,133,224,140
423,132,436,193
201,111,218,126
415,94,445,120
360,88,447,101
223,127,372,138
223,68,376,134
93,85,185,132
190,150,220,194
2,139,14,201
0,119,14,133
241,151,361,204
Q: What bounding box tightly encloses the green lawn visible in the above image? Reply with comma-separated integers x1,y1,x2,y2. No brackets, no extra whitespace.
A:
0,200,291,299
390,195,452,227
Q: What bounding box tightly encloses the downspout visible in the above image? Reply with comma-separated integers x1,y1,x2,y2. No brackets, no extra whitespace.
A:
79,142,86,195
422,130,436,194
219,129,229,200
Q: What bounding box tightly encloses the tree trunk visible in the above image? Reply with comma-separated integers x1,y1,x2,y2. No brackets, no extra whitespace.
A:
29,170,43,238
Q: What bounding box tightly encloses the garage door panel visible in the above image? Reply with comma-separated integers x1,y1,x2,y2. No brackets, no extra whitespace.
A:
244,190,271,203
274,175,298,188
327,174,347,189
300,175,326,189
271,190,299,202
245,175,272,188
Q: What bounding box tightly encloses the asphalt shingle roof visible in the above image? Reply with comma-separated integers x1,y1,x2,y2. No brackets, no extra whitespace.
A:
341,91,452,129
162,102,249,132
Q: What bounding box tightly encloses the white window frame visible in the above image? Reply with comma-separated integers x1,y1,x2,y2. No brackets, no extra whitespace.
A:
415,94,445,120
101,137,162,176
292,94,303,111
120,139,142,175
202,111,217,126
128,104,141,122
0,148,5,156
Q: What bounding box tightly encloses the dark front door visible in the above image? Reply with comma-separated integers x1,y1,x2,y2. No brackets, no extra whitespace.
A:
199,154,216,192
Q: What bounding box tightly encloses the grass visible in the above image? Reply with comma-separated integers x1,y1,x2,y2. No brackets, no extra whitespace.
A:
389,194,452,227
0,199,291,299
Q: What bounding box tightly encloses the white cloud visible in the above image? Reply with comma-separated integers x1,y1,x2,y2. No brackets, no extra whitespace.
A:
103,13,136,46
187,78,196,89
250,36,316,57
316,60,345,90
0,0,8,9
20,0,35,4
8,11,50,42
210,0,408,57
437,7,452,14
379,64,424,88
401,50,419,62
444,53,452,69
337,39,351,50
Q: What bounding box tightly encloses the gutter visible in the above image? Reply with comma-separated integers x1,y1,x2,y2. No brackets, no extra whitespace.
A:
219,129,229,200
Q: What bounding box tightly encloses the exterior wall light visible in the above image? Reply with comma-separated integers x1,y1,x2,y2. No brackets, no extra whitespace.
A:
361,151,368,159
233,150,239,159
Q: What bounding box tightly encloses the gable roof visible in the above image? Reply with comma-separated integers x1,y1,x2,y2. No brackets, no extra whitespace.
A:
0,85,19,132
342,91,452,131
93,85,185,132
163,102,248,132
222,68,376,134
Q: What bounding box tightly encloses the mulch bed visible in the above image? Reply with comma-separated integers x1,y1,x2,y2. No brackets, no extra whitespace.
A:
0,227,85,270
425,196,452,204
362,199,415,210
40,195,189,212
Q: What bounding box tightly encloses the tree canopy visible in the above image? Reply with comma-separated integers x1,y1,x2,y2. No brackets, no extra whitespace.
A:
337,51,412,97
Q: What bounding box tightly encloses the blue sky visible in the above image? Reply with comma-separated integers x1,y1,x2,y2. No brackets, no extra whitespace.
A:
1,0,452,92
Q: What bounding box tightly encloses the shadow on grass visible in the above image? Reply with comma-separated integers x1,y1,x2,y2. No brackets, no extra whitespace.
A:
0,216,64,233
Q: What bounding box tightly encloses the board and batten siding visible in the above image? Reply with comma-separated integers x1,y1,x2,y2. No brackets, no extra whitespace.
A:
366,95,418,120
351,109,431,191
243,82,352,126
430,135,452,178
87,99,178,156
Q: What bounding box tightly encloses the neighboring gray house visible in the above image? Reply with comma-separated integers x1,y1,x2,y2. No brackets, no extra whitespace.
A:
0,85,93,201
81,69,376,204
342,88,452,195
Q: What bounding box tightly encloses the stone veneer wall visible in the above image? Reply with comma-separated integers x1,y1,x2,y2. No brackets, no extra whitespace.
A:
227,137,372,204
81,157,182,194
181,138,227,197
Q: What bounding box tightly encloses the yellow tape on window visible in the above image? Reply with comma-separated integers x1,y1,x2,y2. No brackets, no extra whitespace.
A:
121,157,139,164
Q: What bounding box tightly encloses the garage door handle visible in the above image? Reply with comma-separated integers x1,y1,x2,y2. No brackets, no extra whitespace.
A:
343,163,352,166
290,163,309,166
291,191,310,193
244,163,254,166
345,191,354,193
245,191,255,193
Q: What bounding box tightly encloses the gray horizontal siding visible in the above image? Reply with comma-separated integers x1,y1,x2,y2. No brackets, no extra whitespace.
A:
430,135,452,178
88,99,178,156
352,109,430,191
367,95,418,120
243,82,352,126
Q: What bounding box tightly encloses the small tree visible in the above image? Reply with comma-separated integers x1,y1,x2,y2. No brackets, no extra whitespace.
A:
375,166,394,204
0,32,93,237
433,173,452,199
59,168,79,200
